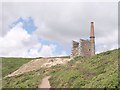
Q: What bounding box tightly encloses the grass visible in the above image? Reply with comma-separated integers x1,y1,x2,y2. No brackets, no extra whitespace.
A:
1,48,119,88
2,68,46,88
2,57,34,77
49,48,119,88
2,57,51,88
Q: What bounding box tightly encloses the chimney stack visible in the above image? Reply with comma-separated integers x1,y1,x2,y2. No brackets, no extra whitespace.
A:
90,22,95,56
90,22,95,38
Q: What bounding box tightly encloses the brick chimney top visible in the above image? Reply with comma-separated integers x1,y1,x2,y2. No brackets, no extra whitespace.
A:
91,22,94,24
90,22,95,38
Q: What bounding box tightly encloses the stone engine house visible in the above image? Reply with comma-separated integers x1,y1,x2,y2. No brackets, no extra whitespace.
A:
71,22,95,57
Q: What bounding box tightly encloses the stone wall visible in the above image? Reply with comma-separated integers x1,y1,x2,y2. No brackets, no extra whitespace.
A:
71,39,91,57
71,41,79,56
79,39,91,57
71,22,95,57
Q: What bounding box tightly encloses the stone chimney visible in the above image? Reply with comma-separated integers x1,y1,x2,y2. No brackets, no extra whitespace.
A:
90,22,95,56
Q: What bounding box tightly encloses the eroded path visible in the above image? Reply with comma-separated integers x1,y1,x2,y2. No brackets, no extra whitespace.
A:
38,76,51,88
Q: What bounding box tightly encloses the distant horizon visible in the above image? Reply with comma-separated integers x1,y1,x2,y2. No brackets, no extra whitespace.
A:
0,48,119,58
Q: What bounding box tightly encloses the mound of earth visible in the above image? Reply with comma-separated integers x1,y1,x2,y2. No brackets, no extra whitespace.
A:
6,58,71,77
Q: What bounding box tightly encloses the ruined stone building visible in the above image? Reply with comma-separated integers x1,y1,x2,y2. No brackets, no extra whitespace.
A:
71,22,95,57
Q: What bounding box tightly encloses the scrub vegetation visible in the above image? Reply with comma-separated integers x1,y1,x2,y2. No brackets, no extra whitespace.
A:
2,49,119,88
49,48,119,88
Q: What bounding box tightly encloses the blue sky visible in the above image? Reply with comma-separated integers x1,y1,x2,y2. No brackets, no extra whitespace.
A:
9,17,37,34
0,2,118,57
9,17,71,57
39,38,71,55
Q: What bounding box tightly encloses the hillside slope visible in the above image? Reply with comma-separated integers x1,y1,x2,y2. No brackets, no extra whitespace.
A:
2,58,34,77
2,57,70,88
2,49,119,88
49,48,119,88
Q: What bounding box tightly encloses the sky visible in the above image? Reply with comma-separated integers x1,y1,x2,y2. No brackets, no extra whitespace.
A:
0,0,118,57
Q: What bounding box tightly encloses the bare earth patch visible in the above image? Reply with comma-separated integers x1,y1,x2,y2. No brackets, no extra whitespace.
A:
38,76,51,88
6,58,71,77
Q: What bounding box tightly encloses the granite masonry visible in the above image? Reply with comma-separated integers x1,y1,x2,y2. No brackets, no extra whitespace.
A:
71,22,95,57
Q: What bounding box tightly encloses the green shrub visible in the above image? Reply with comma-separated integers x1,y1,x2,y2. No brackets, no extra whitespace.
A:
49,48,118,88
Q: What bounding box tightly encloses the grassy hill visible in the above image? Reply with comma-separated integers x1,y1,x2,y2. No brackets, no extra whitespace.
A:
49,48,119,88
2,69,46,88
2,57,35,77
2,48,119,88
2,57,46,88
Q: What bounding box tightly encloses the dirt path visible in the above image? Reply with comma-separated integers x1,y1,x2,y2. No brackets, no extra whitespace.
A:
38,76,51,88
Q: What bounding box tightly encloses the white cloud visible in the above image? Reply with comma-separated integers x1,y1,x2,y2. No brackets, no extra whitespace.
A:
0,22,63,57
24,43,41,57
1,2,118,57
95,30,118,53
39,44,56,57
59,51,67,56
2,0,119,2
0,22,30,56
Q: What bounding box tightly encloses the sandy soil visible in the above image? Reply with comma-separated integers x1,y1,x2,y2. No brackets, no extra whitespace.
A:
38,76,51,88
6,58,71,77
